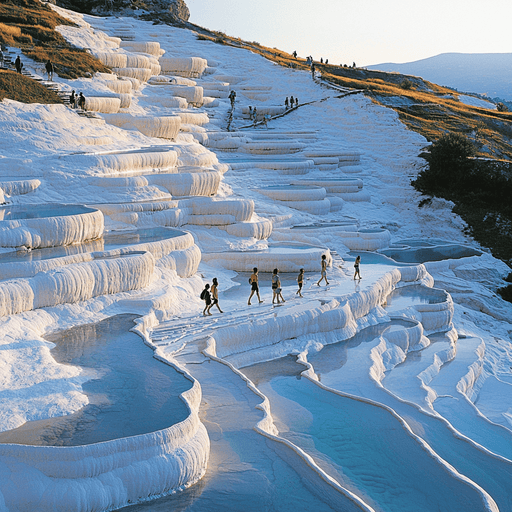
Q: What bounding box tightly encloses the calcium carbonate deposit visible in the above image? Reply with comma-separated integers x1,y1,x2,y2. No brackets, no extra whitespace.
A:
0,4,511,512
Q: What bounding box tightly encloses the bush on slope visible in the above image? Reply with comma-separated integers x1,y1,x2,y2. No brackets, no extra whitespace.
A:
413,134,512,266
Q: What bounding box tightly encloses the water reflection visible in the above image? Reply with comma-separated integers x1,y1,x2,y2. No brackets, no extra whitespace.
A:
0,227,183,265
0,314,190,446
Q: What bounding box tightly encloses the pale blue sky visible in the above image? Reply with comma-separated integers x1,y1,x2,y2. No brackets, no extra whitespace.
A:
186,0,512,66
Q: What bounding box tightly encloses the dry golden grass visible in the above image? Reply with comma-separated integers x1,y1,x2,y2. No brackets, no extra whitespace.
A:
0,22,21,37
0,69,62,103
0,0,110,79
190,26,512,159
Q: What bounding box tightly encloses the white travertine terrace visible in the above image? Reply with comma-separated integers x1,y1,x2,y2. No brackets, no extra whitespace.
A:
257,185,326,202
281,224,391,251
223,219,273,239
291,178,363,193
165,85,204,106
202,244,331,272
201,97,219,108
0,179,41,197
113,66,153,82
1,11,509,512
181,197,254,221
201,82,230,98
94,52,128,68
241,141,307,155
0,379,209,512
120,76,141,90
327,195,344,212
227,159,314,174
200,81,229,91
159,57,208,78
209,265,432,361
70,149,178,176
280,198,332,215
0,229,200,279
105,80,133,94
101,113,182,139
338,190,372,202
84,96,121,113
150,95,189,109
148,75,197,86
175,111,209,126
149,171,221,197
0,251,153,316
125,53,153,69
119,40,162,56
256,185,331,215
0,205,104,249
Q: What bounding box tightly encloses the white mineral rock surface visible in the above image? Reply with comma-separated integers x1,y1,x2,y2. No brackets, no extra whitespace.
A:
0,5,511,512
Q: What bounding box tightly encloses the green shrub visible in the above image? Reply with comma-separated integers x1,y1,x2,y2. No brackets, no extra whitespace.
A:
413,132,475,194
497,284,512,303
401,78,414,90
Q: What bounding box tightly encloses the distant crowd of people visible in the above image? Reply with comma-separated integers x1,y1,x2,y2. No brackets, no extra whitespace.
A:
284,96,299,109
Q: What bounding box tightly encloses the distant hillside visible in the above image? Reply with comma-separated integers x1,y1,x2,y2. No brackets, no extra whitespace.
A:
368,53,512,101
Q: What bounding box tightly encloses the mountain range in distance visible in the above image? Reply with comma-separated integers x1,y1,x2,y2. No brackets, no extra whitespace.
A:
368,53,512,102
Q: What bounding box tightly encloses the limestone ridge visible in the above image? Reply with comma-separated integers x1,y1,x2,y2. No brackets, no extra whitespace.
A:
54,0,190,22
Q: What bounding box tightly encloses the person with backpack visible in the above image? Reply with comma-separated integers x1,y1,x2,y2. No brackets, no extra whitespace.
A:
200,283,212,316
70,90,76,108
208,278,223,314
248,267,264,305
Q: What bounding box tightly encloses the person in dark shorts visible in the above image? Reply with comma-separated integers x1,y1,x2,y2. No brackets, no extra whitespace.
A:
201,283,212,316
248,267,264,305
354,255,362,280
296,268,304,297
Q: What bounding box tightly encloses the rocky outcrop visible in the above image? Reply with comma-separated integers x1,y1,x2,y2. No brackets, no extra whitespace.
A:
152,0,189,19
56,0,190,22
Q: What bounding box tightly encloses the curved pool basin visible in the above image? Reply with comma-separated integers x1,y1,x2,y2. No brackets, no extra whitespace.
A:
380,239,482,263
0,315,191,446
0,203,98,221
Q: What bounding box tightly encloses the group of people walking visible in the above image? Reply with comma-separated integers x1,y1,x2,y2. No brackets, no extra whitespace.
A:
12,56,54,80
284,96,299,109
201,254,359,315
200,278,223,316
69,90,86,110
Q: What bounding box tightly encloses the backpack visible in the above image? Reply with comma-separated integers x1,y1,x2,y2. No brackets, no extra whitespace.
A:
200,289,207,300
